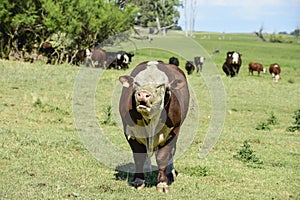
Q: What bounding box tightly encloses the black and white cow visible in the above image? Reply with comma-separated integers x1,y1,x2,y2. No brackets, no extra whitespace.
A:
107,51,134,69
91,49,134,69
119,61,190,193
194,56,205,72
222,51,242,77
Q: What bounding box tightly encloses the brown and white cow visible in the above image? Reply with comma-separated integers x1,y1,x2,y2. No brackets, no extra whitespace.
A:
119,61,190,193
248,62,265,76
269,63,281,82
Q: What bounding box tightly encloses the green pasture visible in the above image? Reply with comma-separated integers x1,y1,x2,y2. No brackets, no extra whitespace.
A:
0,32,299,199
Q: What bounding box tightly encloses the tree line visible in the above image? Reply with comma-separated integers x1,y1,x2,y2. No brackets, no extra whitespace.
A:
0,0,182,63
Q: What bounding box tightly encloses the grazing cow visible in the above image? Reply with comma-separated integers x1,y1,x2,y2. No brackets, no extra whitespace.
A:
91,49,134,69
194,56,205,72
185,61,195,75
74,49,93,66
222,51,242,77
269,63,281,82
248,62,264,76
169,57,179,67
107,51,134,70
119,61,189,193
39,42,58,64
91,49,107,68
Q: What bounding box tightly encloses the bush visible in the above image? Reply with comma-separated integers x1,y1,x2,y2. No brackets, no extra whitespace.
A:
256,112,279,130
234,141,263,168
287,109,300,132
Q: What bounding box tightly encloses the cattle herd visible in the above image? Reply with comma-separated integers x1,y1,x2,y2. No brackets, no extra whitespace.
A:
39,42,134,70
221,50,281,82
39,41,281,82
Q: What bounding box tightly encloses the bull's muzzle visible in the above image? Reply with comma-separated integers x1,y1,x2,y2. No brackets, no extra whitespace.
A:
136,91,151,110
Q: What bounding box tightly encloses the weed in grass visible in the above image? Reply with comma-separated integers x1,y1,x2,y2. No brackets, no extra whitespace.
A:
234,140,264,168
255,121,271,130
266,112,279,126
286,109,300,132
256,112,279,130
33,98,69,115
101,105,117,126
288,79,295,84
184,166,208,177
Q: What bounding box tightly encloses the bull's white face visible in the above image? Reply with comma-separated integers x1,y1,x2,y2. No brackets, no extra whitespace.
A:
133,61,169,119
200,56,205,63
232,52,239,64
123,54,130,64
85,49,91,56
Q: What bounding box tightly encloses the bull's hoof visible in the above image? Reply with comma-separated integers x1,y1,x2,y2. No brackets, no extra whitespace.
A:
130,178,145,190
157,182,170,193
167,169,177,183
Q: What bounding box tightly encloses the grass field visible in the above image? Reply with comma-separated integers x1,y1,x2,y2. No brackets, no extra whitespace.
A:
0,32,300,199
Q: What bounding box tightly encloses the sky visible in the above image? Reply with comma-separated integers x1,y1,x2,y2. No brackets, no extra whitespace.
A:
177,0,300,33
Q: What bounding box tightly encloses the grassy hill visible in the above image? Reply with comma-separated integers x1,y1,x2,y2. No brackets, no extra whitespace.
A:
0,32,299,199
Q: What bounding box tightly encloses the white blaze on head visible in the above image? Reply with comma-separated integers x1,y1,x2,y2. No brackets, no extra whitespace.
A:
132,61,169,119
86,49,91,56
117,53,122,60
200,56,205,63
134,61,168,86
232,52,239,64
263,68,267,73
123,54,129,63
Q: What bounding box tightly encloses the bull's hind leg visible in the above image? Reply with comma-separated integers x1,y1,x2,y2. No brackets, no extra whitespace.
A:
128,139,147,189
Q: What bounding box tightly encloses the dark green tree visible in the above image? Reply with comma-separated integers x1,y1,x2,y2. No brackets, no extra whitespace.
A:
126,0,182,34
0,0,138,62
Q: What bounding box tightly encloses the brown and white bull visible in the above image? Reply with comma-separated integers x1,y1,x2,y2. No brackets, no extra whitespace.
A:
248,62,265,76
119,61,190,193
269,63,281,82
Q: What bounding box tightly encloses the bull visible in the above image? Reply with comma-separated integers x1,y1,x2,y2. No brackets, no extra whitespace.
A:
119,61,190,193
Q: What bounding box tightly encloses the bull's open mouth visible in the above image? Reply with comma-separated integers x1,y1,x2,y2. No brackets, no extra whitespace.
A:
138,101,149,109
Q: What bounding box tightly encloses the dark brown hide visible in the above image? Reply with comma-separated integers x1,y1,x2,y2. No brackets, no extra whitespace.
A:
91,49,107,68
248,62,263,76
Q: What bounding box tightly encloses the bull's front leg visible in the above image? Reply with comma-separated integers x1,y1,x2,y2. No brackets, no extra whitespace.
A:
156,135,178,193
128,139,147,189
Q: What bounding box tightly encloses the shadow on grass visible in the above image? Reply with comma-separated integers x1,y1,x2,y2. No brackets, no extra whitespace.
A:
114,163,158,188
115,163,178,188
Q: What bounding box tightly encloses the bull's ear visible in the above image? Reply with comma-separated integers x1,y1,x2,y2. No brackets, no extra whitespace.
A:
169,79,185,90
119,75,134,88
